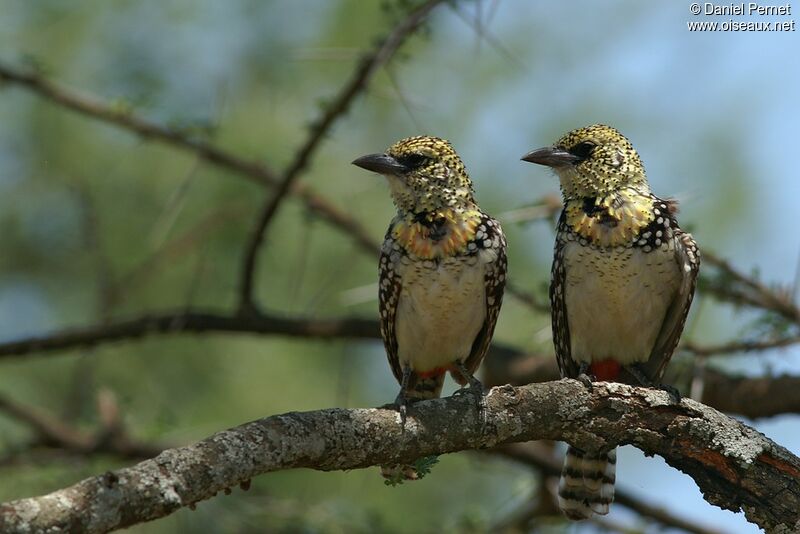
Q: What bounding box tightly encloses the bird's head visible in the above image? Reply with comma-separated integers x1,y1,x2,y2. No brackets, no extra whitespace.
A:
522,124,648,199
353,135,475,214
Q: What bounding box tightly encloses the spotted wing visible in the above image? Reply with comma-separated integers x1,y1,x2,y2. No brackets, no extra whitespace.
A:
551,211,579,379
462,215,508,376
378,232,404,384
645,228,700,383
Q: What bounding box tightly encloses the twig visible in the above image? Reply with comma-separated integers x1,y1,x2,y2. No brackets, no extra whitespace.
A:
0,381,796,533
238,0,447,313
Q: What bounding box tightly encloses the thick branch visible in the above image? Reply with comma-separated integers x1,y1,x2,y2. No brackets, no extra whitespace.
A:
238,0,447,312
0,381,797,533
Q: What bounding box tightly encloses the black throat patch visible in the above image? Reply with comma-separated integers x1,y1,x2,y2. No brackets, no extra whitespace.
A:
413,211,449,241
582,197,618,227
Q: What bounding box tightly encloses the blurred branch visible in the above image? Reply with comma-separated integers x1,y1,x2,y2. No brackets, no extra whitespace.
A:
683,335,800,357
505,282,550,313
107,201,251,311
0,62,379,256
0,55,558,317
491,443,724,534
702,250,800,324
0,63,280,186
1,311,798,417
496,194,562,225
0,310,378,359
483,350,800,418
0,381,796,533
0,391,163,460
238,0,448,313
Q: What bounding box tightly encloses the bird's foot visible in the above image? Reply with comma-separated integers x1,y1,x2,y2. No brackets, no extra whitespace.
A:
454,362,487,429
394,390,408,426
658,383,682,402
576,361,594,391
626,364,681,402
395,365,413,426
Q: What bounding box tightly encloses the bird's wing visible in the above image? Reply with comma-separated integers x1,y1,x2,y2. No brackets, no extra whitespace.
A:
645,229,700,383
379,236,404,384
463,215,508,374
551,211,579,378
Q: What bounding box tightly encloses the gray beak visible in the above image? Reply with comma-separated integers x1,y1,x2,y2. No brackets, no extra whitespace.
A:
352,153,407,175
521,147,580,168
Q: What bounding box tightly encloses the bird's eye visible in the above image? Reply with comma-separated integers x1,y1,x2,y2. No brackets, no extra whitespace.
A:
569,141,596,160
397,153,429,169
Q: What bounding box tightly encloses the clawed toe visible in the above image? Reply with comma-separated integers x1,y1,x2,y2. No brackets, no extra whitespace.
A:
659,383,682,402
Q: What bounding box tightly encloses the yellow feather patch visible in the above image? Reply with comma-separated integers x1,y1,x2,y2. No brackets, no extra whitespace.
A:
392,208,481,259
565,190,654,247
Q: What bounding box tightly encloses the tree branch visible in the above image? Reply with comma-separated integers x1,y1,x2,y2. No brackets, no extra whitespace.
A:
483,349,800,419
0,62,379,256
0,310,378,359
702,251,800,325
238,0,448,313
1,311,798,418
0,381,796,533
683,335,800,357
0,392,164,459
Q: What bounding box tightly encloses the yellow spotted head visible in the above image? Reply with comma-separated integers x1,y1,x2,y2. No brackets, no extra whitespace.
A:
522,124,649,198
352,135,475,213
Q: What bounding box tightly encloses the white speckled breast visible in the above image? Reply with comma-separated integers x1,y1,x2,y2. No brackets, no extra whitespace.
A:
563,240,681,365
395,255,487,373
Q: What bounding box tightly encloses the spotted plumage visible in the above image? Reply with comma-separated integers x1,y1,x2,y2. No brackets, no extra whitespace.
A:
354,135,507,481
523,124,700,520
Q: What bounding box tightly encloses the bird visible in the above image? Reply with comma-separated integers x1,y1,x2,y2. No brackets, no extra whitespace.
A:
521,124,700,520
353,135,507,481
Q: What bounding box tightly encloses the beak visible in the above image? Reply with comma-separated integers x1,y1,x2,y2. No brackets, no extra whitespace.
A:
521,147,579,168
351,153,407,175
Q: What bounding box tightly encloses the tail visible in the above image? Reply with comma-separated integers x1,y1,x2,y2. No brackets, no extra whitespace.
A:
557,446,616,520
381,373,445,483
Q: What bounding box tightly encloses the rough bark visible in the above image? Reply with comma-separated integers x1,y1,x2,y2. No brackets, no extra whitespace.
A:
0,380,797,533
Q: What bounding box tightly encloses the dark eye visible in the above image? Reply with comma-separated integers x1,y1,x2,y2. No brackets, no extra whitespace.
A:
569,141,596,160
397,153,429,169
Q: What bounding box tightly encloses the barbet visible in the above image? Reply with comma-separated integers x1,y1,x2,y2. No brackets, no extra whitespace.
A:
353,135,507,479
522,124,699,519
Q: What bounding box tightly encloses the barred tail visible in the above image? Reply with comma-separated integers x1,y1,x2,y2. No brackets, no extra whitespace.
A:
381,373,445,482
558,446,616,520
